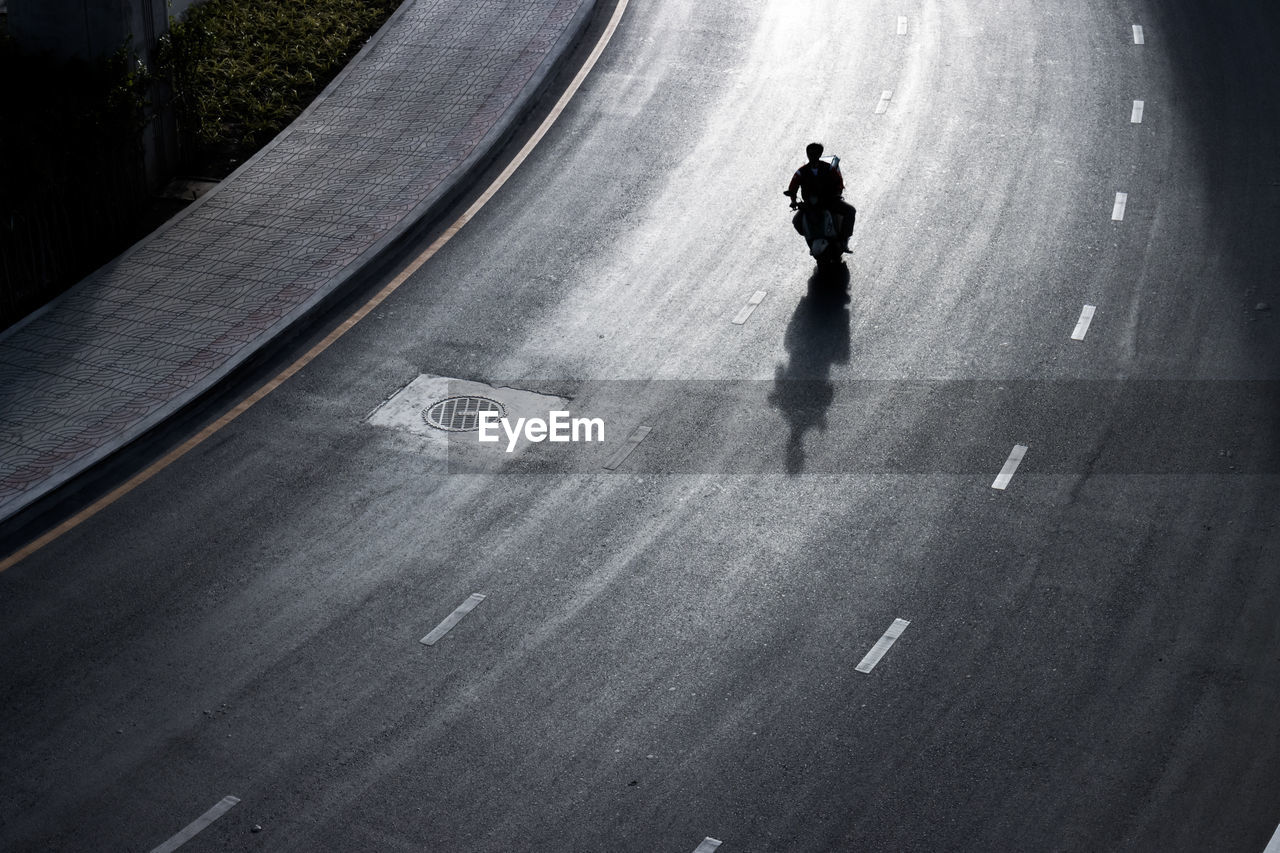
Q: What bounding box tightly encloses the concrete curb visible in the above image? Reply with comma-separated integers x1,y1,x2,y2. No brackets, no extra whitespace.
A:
0,0,602,528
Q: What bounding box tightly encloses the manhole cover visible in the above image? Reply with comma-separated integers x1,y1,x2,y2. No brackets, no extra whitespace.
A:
422,395,506,432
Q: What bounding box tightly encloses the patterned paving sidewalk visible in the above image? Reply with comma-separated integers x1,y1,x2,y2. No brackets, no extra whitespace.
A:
0,0,596,524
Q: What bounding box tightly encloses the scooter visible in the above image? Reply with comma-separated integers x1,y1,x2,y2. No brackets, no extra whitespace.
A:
786,155,848,268
795,200,847,268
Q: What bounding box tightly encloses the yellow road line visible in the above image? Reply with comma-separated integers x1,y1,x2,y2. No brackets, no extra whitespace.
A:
0,0,630,574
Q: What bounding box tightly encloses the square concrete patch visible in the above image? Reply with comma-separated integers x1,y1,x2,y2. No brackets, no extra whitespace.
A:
367,374,571,467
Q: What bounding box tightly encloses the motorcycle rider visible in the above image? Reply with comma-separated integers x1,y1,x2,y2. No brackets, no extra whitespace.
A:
783,142,856,253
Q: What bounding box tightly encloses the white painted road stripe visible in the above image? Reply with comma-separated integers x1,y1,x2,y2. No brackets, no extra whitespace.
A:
421,593,486,645
732,290,767,325
875,90,893,114
856,618,910,673
1111,192,1128,221
1262,820,1280,853
992,444,1029,490
897,16,908,35
1131,99,1145,123
149,796,240,853
693,838,722,853
1132,24,1145,44
604,425,652,470
1071,304,1096,340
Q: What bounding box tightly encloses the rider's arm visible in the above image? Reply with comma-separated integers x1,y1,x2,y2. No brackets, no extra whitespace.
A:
785,169,802,206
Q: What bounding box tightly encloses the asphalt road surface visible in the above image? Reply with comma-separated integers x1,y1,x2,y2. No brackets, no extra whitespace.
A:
4,0,1280,850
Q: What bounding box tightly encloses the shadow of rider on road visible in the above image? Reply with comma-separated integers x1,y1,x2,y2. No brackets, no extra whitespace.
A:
768,266,852,475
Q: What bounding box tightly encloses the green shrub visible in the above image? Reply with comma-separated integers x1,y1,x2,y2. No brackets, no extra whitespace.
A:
0,0,399,327
160,0,399,174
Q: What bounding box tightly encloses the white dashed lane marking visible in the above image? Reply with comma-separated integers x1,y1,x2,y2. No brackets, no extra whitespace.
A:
604,425,652,470
1111,192,1128,221
992,444,1029,490
149,796,240,853
1131,100,1145,123
1262,820,1280,853
856,619,911,673
1071,305,1096,341
732,290,767,325
693,838,722,852
875,90,894,114
1132,24,1145,44
897,16,908,35
421,593,486,646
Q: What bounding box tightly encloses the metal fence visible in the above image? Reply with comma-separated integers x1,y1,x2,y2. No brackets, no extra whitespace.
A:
1,147,150,331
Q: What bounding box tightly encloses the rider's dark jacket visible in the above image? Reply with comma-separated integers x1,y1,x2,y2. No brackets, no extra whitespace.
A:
787,160,845,204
